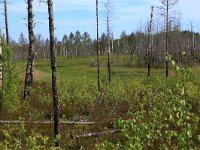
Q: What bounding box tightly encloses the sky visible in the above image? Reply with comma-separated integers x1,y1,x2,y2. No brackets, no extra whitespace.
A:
1,0,200,42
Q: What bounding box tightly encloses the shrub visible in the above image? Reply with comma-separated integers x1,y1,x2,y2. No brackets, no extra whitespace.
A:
2,42,20,112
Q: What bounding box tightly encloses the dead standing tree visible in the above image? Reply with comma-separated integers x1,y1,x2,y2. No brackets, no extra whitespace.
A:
158,0,179,78
147,6,154,79
24,0,35,99
4,0,9,45
190,22,196,63
96,0,100,91
103,0,114,83
47,0,60,147
0,37,2,91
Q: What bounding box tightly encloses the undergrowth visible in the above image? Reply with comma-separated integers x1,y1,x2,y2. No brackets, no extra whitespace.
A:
0,55,200,149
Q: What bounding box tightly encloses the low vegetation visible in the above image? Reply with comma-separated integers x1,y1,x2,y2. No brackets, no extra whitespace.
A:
0,52,200,149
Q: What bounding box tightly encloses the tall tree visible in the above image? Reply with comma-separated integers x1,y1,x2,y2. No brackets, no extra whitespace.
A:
0,37,2,88
96,0,100,91
104,0,113,83
24,0,35,99
4,0,9,45
47,0,60,147
190,22,195,63
159,0,179,77
147,6,154,79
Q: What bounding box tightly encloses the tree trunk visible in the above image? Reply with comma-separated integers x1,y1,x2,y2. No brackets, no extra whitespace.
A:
147,6,154,79
4,0,9,45
47,0,60,147
192,33,195,63
96,0,100,91
24,0,35,99
105,1,111,83
166,0,169,78
0,38,2,89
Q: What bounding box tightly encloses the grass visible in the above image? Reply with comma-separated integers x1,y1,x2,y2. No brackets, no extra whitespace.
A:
16,55,171,83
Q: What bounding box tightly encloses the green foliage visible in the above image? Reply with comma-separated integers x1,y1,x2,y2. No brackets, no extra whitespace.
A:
2,54,200,149
58,77,99,117
94,140,122,150
0,118,60,150
2,42,20,112
96,56,200,149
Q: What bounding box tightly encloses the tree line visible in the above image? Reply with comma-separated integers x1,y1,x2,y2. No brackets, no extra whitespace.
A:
11,29,200,66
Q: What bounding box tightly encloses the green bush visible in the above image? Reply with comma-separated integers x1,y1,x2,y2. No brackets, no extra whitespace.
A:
95,57,200,149
2,42,20,112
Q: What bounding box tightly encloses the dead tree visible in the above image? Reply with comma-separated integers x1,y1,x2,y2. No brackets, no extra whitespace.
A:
147,6,154,79
192,32,195,63
96,0,100,91
104,0,113,83
47,0,60,147
190,22,196,63
159,0,179,78
4,0,9,45
24,0,35,99
0,37,2,100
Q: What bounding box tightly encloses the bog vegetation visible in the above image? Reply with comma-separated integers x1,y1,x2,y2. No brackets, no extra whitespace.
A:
0,0,200,149
0,44,200,149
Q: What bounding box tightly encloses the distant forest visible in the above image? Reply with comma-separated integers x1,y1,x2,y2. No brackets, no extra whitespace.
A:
13,28,200,67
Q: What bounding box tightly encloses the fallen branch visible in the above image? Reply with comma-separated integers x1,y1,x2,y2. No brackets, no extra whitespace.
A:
0,120,95,125
74,128,121,139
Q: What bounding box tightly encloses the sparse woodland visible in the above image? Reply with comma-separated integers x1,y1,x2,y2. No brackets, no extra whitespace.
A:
0,0,200,149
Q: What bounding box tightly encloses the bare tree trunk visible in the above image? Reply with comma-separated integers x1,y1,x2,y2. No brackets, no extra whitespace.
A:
96,0,100,91
24,0,35,99
192,33,195,63
47,0,60,147
4,0,9,45
165,0,169,78
104,0,112,83
159,0,179,77
147,6,154,79
0,38,2,92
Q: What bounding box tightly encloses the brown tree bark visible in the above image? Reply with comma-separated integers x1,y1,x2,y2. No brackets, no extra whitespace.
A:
47,0,60,147
4,0,9,45
24,0,35,99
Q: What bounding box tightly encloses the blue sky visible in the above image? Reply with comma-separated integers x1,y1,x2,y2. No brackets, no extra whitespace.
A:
1,0,200,42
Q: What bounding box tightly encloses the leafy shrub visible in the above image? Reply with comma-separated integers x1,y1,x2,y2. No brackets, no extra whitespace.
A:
95,56,200,149
0,118,59,150
2,42,20,112
58,78,99,117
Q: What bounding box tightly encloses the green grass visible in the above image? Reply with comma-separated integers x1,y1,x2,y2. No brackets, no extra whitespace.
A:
16,55,164,82
16,55,200,84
